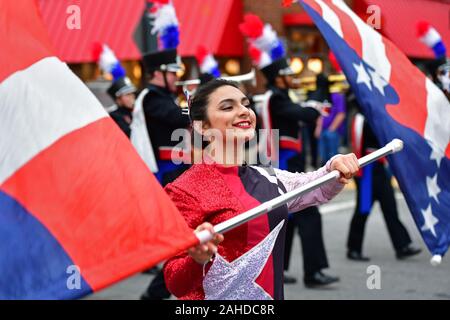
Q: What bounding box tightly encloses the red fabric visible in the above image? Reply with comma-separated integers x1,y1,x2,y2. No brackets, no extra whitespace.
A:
356,0,450,59
327,0,363,57
37,0,144,63
37,0,243,62
416,21,431,38
312,0,432,152
328,51,342,72
158,148,187,162
283,12,314,26
2,117,198,291
282,0,295,8
239,14,264,39
149,0,170,4
196,45,209,65
249,44,262,64
164,164,248,299
175,0,244,57
0,0,53,82
218,167,274,298
1,0,198,294
163,164,277,299
280,137,302,153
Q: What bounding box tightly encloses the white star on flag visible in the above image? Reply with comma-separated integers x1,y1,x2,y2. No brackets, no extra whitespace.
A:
426,174,441,203
369,69,387,96
353,62,372,91
421,204,439,238
428,141,445,167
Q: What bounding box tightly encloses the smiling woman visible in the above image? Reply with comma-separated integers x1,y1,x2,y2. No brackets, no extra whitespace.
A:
189,81,256,165
162,79,360,300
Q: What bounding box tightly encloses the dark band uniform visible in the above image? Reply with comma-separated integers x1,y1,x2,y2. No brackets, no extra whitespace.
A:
141,49,190,186
107,76,136,138
260,58,337,285
140,48,190,300
347,112,414,258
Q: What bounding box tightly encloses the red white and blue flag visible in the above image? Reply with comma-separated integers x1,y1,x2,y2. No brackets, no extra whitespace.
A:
0,0,197,299
297,0,450,258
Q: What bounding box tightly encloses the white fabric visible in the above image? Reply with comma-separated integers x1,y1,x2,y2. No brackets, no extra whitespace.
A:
250,166,285,195
254,24,278,53
130,89,159,173
420,28,442,47
150,4,179,35
424,78,450,160
331,0,391,82
316,0,343,38
99,44,119,73
0,57,107,185
258,51,273,69
273,158,343,213
200,55,218,74
252,91,275,165
353,113,365,155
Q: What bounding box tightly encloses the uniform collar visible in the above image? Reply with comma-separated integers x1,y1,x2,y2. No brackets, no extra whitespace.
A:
268,85,289,97
116,106,133,116
147,83,173,97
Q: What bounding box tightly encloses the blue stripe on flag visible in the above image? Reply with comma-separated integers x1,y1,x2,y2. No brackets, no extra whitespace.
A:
0,190,92,299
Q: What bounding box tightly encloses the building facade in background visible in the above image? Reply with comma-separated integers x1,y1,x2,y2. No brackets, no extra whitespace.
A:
37,0,449,103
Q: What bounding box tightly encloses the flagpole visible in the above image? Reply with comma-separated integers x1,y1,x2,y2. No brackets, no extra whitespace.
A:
195,139,404,244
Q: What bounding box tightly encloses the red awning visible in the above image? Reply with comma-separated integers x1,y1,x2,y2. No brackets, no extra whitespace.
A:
38,0,144,63
174,0,243,57
356,0,450,59
283,12,314,26
38,0,243,63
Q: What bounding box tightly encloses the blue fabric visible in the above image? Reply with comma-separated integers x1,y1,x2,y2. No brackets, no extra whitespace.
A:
154,160,182,185
433,42,447,59
111,62,126,80
211,66,221,78
319,129,340,164
160,25,180,49
301,0,450,257
278,149,298,171
359,163,373,215
270,41,285,61
0,191,92,299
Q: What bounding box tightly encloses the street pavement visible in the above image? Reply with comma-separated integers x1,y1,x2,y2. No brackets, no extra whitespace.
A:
86,188,450,300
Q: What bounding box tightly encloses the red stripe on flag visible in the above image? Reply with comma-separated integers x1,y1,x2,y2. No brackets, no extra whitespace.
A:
383,39,428,137
302,0,323,17
0,0,54,82
1,117,198,291
325,0,363,58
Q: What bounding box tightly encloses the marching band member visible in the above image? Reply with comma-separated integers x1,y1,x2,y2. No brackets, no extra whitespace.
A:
139,0,190,300
94,44,137,137
240,13,339,287
163,79,360,299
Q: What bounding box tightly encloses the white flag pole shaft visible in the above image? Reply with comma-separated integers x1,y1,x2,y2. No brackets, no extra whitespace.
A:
195,139,404,243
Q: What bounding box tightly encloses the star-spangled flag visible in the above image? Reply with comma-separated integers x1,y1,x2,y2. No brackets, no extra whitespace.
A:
0,0,197,299
298,0,450,259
